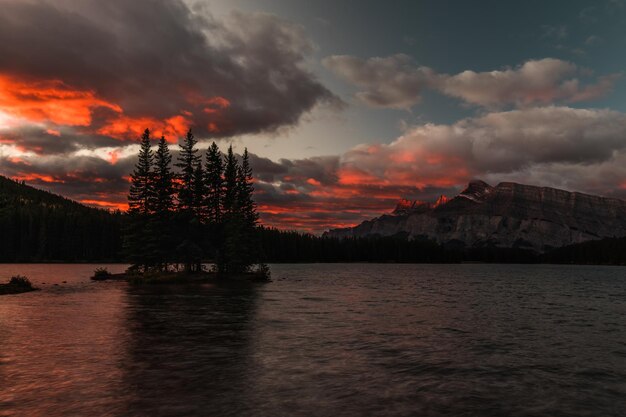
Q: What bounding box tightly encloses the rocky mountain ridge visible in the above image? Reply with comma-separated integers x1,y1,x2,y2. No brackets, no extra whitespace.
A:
325,180,626,252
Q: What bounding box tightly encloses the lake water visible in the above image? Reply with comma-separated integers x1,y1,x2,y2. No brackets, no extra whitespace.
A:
0,264,624,417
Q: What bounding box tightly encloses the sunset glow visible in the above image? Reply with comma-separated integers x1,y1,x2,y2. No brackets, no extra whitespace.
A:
1,0,626,234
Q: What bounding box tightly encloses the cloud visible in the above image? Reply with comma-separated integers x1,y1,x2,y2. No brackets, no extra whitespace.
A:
0,0,338,140
324,56,621,109
383,106,626,173
5,106,626,232
247,106,626,231
258,106,626,230
322,54,437,109
440,59,621,107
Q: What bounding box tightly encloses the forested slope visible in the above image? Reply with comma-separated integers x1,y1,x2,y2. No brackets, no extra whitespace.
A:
0,176,123,261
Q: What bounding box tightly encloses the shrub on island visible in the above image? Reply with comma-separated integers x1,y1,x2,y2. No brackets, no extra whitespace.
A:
0,275,38,295
91,267,113,281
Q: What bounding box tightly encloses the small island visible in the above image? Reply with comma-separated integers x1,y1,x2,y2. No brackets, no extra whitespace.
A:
93,129,271,283
0,276,38,295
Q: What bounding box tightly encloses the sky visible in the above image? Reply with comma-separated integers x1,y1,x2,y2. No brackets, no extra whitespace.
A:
1,0,626,232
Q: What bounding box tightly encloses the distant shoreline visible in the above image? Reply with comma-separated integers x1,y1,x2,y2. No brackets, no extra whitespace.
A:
1,261,625,266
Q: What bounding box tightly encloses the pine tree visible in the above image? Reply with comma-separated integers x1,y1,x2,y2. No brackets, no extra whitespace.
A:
174,129,202,272
238,148,258,229
128,129,154,216
192,161,206,221
235,148,260,271
125,129,154,270
221,145,246,273
175,129,199,212
152,136,174,216
204,142,223,225
150,136,175,270
222,145,239,217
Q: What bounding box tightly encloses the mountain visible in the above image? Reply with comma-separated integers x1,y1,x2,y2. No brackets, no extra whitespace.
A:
324,180,626,253
0,175,123,261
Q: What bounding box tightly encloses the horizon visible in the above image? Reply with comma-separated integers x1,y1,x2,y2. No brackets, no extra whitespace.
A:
2,0,626,233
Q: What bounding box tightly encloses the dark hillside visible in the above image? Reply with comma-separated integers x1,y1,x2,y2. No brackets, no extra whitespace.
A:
0,176,123,262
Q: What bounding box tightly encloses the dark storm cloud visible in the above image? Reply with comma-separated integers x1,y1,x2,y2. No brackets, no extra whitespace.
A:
0,0,339,138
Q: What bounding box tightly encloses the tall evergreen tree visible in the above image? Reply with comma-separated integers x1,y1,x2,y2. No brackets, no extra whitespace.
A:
222,145,239,216
150,135,175,270
128,129,154,215
125,129,154,270
192,161,207,220
238,148,258,229
204,142,223,225
235,148,260,271
221,145,246,273
175,129,199,212
152,135,174,216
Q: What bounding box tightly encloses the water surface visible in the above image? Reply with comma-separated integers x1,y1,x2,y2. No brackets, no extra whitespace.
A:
0,264,625,416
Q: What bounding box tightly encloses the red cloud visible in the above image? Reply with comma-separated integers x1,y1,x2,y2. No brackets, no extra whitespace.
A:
80,199,128,211
0,74,121,126
0,72,232,142
97,114,192,142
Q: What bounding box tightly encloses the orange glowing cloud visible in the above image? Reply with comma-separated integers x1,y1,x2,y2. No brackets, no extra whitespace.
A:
97,114,192,142
183,93,232,134
108,150,120,165
337,168,389,186
80,199,128,211
0,74,121,126
186,92,230,109
0,73,232,142
12,173,64,183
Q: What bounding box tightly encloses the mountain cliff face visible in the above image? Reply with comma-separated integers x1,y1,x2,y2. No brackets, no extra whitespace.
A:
324,180,626,252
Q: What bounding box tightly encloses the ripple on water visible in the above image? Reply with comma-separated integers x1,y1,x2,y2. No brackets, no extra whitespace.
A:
0,263,625,417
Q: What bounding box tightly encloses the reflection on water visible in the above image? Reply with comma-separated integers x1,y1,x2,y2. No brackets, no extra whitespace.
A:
0,264,625,416
122,283,260,416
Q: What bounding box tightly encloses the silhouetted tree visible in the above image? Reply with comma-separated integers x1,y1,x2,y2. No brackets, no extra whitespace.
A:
175,129,199,212
236,148,259,270
125,129,155,269
222,145,239,217
220,145,245,272
192,161,206,221
128,129,154,216
204,142,223,225
173,129,202,272
238,148,258,228
149,136,175,270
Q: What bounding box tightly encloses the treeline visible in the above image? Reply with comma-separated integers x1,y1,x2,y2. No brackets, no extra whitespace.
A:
0,175,122,262
2,167,625,265
258,229,455,262
258,228,539,263
541,236,626,265
257,230,626,265
124,129,260,273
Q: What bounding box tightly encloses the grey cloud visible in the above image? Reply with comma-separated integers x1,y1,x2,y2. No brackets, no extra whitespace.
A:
0,125,126,155
384,106,626,174
440,59,621,107
323,55,621,109
322,54,437,109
